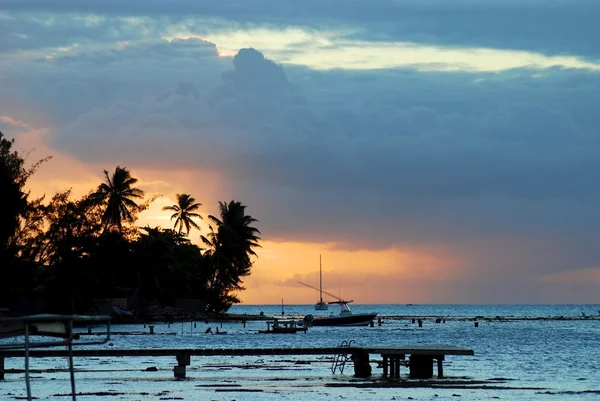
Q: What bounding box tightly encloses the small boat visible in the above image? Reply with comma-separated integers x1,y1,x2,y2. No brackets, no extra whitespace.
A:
258,319,307,334
315,255,328,311
299,274,377,327
305,301,377,327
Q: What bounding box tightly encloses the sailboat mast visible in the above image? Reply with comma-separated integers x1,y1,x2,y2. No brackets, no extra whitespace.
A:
319,255,323,303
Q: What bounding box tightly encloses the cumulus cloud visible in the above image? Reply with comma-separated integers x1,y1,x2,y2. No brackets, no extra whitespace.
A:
14,44,597,248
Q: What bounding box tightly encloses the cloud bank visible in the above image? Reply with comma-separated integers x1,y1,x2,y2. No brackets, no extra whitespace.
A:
1,1,599,302
2,0,600,58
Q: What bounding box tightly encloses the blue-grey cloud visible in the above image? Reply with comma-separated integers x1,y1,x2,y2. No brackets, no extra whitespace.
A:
1,0,600,58
2,4,600,301
14,44,597,253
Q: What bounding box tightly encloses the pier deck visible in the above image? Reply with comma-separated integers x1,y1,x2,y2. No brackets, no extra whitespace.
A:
0,345,473,379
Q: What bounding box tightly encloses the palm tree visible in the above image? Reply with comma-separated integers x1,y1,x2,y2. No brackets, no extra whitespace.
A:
162,193,203,235
93,166,144,232
201,200,261,293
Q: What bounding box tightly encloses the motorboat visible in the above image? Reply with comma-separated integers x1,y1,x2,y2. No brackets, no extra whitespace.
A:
305,301,377,327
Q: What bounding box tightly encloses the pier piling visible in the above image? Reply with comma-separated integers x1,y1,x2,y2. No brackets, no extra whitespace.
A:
174,352,191,378
352,350,371,377
409,355,434,379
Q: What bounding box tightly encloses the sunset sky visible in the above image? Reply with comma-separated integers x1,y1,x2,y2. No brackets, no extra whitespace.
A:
1,0,599,304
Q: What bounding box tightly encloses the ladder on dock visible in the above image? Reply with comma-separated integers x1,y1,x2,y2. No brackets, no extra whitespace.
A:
331,339,355,374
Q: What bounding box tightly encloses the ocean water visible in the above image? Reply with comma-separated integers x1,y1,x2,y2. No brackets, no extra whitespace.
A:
1,304,599,400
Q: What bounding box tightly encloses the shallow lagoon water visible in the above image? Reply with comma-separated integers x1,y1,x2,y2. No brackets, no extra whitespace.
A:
1,304,599,400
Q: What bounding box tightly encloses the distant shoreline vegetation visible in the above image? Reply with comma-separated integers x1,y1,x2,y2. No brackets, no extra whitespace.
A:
0,131,260,315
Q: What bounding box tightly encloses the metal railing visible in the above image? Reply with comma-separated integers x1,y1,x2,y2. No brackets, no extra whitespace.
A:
0,314,111,401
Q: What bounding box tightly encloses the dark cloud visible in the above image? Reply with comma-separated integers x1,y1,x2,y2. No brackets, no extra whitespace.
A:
15,45,597,256
1,37,226,123
210,47,303,110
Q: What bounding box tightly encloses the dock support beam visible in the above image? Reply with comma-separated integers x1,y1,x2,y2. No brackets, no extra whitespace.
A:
0,356,4,380
436,356,444,378
352,350,372,378
381,354,404,378
174,352,190,379
393,356,403,378
409,355,434,379
382,356,388,377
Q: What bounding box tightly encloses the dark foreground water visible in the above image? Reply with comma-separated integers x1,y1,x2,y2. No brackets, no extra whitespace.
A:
1,304,599,400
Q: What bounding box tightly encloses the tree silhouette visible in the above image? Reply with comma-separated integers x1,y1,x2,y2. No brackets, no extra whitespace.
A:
162,193,203,235
0,132,50,304
0,137,260,315
0,133,26,249
201,200,260,311
93,166,144,233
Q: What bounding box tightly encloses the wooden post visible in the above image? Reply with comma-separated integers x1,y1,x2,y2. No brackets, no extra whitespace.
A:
352,350,372,378
173,365,186,378
436,356,445,378
409,355,434,379
0,356,4,380
382,355,388,377
174,352,191,379
149,325,154,334
395,354,405,379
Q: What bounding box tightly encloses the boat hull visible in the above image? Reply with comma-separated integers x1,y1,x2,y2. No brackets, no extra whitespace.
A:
309,313,377,327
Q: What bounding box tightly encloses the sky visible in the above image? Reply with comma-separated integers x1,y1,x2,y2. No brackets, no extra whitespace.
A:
1,0,599,304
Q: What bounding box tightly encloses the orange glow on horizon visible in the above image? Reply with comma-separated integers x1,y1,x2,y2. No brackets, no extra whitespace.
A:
238,241,462,305
4,117,465,305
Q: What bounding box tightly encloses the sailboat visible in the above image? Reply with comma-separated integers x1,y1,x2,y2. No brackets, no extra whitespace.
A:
314,255,328,311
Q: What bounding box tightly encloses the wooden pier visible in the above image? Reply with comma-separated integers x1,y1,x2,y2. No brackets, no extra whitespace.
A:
0,345,473,380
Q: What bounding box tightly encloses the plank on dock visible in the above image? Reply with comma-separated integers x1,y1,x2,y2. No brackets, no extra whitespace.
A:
0,345,475,380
